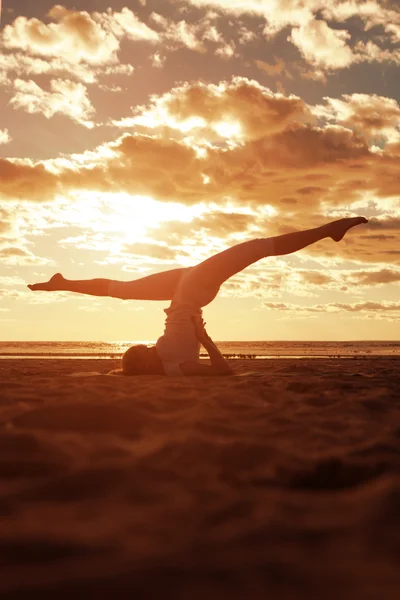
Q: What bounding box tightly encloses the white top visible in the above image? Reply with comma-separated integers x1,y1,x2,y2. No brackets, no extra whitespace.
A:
156,270,202,376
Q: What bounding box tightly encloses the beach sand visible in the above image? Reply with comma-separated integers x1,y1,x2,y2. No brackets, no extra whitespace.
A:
0,357,399,599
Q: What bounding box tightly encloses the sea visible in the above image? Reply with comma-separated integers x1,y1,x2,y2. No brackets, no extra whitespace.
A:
0,341,399,359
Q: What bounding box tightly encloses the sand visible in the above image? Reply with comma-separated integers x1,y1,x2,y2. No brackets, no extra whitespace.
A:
0,357,399,599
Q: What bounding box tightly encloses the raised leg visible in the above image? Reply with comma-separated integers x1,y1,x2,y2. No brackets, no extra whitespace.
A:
28,268,188,301
270,217,367,255
179,216,368,300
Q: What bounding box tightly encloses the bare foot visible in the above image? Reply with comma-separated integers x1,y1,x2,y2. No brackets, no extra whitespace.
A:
28,273,66,292
328,217,368,242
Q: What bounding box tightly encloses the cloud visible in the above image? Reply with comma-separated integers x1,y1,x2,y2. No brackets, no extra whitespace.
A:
297,215,400,266
225,265,400,299
0,118,392,215
314,94,400,144
322,1,400,43
349,269,400,285
0,275,26,287
354,40,400,66
74,133,206,202
10,78,96,127
184,0,315,27
0,207,13,235
2,6,121,64
0,51,100,84
0,77,398,274
0,4,229,70
0,158,60,201
0,6,154,85
147,210,257,250
264,300,400,314
151,52,166,68
0,5,236,92
114,77,310,141
150,13,206,52
289,19,354,70
0,223,11,235
366,216,400,231
185,0,400,71
0,128,11,145
186,0,400,37
122,242,187,262
148,11,235,57
327,301,400,313
0,245,51,265
96,6,159,43
215,40,236,59
191,211,256,235
255,57,292,79
299,271,335,286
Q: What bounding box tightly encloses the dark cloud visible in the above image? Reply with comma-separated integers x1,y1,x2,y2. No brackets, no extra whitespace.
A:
0,158,59,201
264,300,400,313
0,246,31,257
349,269,400,285
299,271,335,286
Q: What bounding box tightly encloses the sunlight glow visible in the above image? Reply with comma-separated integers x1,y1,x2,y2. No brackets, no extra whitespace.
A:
260,205,278,217
133,112,206,133
68,192,206,242
214,120,242,139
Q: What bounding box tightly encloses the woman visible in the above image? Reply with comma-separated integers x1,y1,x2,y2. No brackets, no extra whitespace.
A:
28,216,368,376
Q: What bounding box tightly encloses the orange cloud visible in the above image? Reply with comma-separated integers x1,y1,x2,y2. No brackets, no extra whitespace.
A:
0,99,397,215
314,94,400,144
255,57,293,79
1,5,160,64
289,19,354,69
0,51,103,84
303,216,400,265
0,245,50,265
299,271,334,286
0,5,236,95
0,6,155,86
186,0,400,70
2,7,120,63
349,269,400,285
10,78,96,127
0,128,11,144
150,13,206,52
264,300,400,315
1,77,398,272
323,1,400,43
122,242,189,262
114,77,309,141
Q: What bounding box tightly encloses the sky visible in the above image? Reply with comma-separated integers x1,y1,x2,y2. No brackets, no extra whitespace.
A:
0,0,399,342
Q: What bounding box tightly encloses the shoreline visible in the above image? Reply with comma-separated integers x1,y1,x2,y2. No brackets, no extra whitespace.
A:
1,353,399,360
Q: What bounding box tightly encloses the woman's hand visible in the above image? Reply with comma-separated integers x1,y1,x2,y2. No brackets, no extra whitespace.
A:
191,315,211,343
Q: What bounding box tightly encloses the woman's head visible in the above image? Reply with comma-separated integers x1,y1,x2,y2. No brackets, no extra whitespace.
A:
121,344,163,375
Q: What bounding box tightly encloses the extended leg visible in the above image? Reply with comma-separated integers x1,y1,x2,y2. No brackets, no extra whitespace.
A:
28,268,187,301
179,216,367,301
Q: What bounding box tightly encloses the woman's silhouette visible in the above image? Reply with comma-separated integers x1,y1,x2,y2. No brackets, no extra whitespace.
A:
29,217,367,376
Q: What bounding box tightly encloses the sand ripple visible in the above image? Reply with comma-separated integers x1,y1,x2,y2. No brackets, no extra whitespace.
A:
0,358,399,598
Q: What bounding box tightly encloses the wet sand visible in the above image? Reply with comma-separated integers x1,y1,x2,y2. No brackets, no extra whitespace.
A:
0,357,399,599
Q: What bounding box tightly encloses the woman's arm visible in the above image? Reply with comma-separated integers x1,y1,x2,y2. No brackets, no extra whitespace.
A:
200,335,233,375
180,317,233,376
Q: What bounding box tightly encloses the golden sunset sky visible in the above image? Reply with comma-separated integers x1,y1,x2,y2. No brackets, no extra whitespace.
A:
0,0,399,341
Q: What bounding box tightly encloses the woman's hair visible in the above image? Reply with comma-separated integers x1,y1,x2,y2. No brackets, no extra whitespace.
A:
121,344,149,375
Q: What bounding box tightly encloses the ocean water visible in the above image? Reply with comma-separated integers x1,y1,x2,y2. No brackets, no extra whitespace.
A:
0,341,399,359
